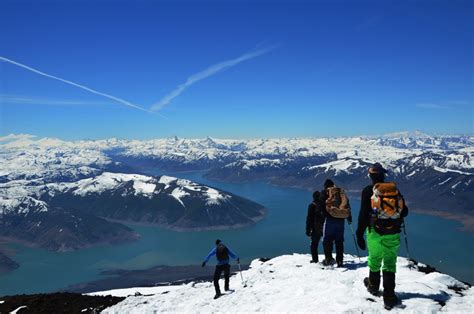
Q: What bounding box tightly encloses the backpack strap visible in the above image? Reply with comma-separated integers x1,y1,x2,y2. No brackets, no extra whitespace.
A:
382,199,396,211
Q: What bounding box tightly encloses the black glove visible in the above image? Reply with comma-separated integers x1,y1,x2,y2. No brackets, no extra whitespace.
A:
237,258,240,264
306,230,312,237
357,236,366,251
201,262,206,267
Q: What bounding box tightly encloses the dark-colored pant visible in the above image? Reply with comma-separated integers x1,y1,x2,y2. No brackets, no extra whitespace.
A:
213,264,230,294
323,218,345,262
310,233,322,262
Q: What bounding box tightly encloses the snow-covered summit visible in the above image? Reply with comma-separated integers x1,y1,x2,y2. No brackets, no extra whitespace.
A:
97,254,473,313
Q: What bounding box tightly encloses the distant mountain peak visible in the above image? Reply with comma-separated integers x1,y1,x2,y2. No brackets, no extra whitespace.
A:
382,130,432,138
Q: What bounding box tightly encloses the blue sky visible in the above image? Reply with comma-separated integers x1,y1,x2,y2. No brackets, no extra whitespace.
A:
0,0,472,139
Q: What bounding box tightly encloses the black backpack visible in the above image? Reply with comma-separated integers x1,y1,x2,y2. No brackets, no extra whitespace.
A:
216,243,229,261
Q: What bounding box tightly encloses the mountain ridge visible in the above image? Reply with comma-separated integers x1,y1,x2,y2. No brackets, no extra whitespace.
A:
0,172,265,254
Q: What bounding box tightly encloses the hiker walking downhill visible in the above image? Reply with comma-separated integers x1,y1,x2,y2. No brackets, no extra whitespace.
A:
356,163,409,310
306,191,325,263
202,239,239,299
321,179,352,267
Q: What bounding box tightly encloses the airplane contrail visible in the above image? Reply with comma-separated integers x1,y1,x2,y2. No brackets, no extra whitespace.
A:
150,46,277,112
0,56,152,113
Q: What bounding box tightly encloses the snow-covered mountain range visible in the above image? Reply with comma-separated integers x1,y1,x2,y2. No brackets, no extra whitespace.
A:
4,132,472,214
0,135,266,253
94,254,473,313
1,132,472,253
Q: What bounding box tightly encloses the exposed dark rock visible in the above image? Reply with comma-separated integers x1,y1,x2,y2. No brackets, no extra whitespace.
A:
0,292,124,314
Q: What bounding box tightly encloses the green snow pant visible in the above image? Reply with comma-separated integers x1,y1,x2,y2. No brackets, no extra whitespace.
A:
367,230,401,273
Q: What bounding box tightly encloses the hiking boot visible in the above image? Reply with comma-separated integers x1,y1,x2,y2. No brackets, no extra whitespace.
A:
323,241,333,262
364,278,380,296
383,294,399,310
364,271,380,296
383,271,398,309
322,258,335,266
336,259,343,267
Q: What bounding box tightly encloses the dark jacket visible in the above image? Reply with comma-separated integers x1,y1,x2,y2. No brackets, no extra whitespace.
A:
306,200,325,236
356,183,409,238
320,188,352,223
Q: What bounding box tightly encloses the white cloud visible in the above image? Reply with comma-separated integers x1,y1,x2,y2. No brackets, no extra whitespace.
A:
150,46,276,112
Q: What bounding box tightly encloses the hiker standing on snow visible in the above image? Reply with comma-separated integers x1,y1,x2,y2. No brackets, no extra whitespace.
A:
306,191,325,263
320,179,352,267
356,163,408,310
202,239,240,299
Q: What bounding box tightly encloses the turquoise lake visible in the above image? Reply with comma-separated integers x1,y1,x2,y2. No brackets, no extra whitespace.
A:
1,171,473,296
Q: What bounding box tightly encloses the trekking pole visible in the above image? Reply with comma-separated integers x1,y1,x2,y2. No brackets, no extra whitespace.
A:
349,223,361,262
402,219,411,259
237,262,247,287
402,219,413,269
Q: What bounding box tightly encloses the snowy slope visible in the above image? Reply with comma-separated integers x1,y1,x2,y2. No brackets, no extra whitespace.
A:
98,254,473,313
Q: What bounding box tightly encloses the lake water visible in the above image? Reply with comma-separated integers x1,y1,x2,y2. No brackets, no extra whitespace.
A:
1,171,473,296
